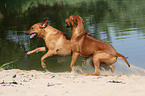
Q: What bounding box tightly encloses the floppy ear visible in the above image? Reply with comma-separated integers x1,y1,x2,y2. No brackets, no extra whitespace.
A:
81,18,84,23
71,16,78,28
40,18,48,28
79,16,84,23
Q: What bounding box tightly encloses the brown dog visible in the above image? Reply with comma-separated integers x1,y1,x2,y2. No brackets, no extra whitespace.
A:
27,18,71,69
65,15,130,75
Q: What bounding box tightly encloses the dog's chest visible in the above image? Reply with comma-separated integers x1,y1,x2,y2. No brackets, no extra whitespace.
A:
71,39,94,57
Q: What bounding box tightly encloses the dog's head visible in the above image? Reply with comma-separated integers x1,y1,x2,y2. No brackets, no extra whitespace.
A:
27,18,48,38
65,15,84,28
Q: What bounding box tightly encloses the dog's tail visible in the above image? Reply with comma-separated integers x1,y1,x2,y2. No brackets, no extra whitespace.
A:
116,53,130,67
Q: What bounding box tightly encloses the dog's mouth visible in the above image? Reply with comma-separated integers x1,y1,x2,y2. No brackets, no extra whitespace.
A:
65,23,70,28
30,32,38,38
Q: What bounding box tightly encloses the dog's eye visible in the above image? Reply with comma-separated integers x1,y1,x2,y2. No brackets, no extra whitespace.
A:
31,27,33,29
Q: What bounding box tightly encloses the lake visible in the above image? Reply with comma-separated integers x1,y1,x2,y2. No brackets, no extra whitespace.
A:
0,0,145,74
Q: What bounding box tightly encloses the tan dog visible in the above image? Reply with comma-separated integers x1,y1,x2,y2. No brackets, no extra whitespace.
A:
27,18,71,69
65,15,130,75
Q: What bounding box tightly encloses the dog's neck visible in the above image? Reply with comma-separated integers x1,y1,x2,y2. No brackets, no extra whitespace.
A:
71,23,85,40
40,25,52,39
38,26,47,38
43,25,61,40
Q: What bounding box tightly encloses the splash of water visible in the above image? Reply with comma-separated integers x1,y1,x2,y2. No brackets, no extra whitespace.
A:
115,61,145,75
130,65,145,75
72,59,145,75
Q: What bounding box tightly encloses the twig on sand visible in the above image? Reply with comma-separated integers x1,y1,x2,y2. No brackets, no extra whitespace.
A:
107,80,125,84
0,59,18,69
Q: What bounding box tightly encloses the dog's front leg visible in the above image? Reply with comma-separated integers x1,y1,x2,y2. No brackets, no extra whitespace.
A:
70,52,79,70
27,47,46,55
41,50,54,69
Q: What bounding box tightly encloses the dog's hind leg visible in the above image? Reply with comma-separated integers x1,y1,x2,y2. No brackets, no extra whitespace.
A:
27,47,46,55
110,65,115,72
84,56,100,75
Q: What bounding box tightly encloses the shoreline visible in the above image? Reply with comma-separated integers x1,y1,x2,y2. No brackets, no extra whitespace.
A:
0,69,145,96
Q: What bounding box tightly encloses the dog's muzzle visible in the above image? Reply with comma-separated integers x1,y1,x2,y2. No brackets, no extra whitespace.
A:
26,32,38,39
30,32,38,38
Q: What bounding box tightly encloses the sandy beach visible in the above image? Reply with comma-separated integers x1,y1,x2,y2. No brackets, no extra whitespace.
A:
0,67,145,96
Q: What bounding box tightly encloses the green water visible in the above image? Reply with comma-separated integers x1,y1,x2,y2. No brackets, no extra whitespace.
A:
0,0,145,73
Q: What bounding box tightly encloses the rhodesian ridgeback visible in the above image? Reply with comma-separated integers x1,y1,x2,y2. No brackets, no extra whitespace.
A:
65,15,130,75
27,18,71,70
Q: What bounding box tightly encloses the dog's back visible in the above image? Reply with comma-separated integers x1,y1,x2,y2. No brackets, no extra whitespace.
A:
44,25,71,56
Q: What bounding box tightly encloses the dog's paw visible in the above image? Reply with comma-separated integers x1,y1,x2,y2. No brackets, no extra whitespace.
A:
83,73,100,76
83,73,90,75
42,63,46,69
27,51,32,55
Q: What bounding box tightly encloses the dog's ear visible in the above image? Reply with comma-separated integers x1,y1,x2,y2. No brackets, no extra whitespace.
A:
71,16,78,28
80,18,84,23
40,18,48,28
78,16,84,23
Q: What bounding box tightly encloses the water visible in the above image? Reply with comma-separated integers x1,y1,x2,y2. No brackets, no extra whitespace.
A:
0,0,145,74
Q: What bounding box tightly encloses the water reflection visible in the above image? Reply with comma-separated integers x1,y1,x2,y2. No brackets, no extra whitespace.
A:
0,0,145,73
